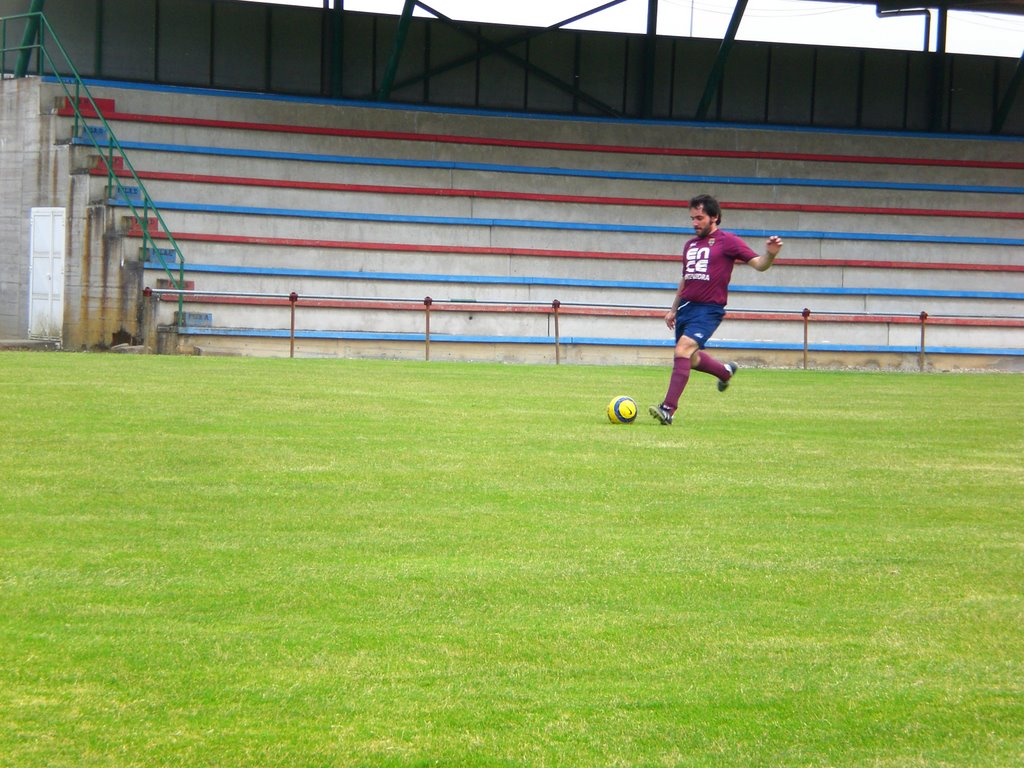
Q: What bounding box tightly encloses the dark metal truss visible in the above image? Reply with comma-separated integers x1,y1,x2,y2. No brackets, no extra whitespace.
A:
374,0,655,118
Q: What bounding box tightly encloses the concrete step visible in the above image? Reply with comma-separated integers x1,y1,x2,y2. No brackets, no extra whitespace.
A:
116,201,1018,271
45,80,1015,165
125,230,1024,294
80,115,1024,190
73,137,1024,217
89,167,1024,242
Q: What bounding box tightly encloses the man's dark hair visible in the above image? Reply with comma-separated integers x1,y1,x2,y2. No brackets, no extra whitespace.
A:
689,194,722,224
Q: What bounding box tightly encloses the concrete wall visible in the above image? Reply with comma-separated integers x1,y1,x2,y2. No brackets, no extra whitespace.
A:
0,77,144,346
62,172,147,351
0,78,66,339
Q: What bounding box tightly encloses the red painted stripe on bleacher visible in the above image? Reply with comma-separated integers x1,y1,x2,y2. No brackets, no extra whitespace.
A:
134,228,679,263
102,168,1024,221
63,97,117,115
131,227,1024,273
156,294,1024,327
114,168,690,208
62,104,1024,172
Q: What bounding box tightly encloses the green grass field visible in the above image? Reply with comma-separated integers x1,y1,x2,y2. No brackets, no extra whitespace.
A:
1,352,1022,767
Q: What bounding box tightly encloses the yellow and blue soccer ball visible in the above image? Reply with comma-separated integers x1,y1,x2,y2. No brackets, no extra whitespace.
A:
607,395,638,424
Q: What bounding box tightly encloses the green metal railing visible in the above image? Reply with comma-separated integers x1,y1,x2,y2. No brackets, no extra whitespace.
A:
1,10,186,322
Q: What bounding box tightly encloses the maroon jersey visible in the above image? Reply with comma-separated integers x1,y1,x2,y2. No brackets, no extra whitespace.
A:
678,229,758,306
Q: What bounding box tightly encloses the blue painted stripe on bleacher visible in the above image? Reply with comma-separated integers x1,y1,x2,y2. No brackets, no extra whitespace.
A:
143,261,1024,300
144,261,669,289
64,77,1024,145
121,199,688,236
88,138,1024,196
121,200,1024,247
177,327,1024,357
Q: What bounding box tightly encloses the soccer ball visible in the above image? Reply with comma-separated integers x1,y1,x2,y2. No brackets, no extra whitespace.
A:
607,395,638,424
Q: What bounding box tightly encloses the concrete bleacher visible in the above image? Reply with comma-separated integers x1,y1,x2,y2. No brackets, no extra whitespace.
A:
50,78,1024,369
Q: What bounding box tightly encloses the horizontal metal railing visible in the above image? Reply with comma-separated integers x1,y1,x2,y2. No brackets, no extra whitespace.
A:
144,287,1022,368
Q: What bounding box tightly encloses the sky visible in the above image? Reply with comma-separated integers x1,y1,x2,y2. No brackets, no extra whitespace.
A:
238,0,1024,59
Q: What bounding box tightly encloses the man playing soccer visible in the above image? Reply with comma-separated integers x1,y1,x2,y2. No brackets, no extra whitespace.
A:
649,194,783,425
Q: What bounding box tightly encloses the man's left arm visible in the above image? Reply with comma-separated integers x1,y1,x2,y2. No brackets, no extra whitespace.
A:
747,235,784,272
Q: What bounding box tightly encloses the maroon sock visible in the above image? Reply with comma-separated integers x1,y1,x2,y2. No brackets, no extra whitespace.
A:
663,355,692,412
695,351,730,381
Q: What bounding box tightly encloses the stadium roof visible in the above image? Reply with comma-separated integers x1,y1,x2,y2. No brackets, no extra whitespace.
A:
873,0,1024,14
367,0,1022,127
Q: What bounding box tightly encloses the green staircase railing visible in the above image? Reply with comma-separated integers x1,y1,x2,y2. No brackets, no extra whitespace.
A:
1,10,186,323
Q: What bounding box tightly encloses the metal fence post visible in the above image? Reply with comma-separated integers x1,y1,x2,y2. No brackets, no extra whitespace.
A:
919,311,928,371
802,308,811,369
552,300,561,365
289,292,298,358
142,286,154,353
424,296,432,361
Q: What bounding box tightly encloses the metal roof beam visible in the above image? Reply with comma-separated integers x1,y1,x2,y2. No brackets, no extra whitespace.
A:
376,0,417,101
993,48,1024,133
641,0,659,117
695,0,749,120
14,0,46,77
379,0,629,116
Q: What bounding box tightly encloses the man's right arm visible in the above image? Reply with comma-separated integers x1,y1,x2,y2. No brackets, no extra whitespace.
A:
747,235,784,271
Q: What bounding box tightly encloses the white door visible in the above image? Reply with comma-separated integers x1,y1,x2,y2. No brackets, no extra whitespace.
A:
28,207,66,340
